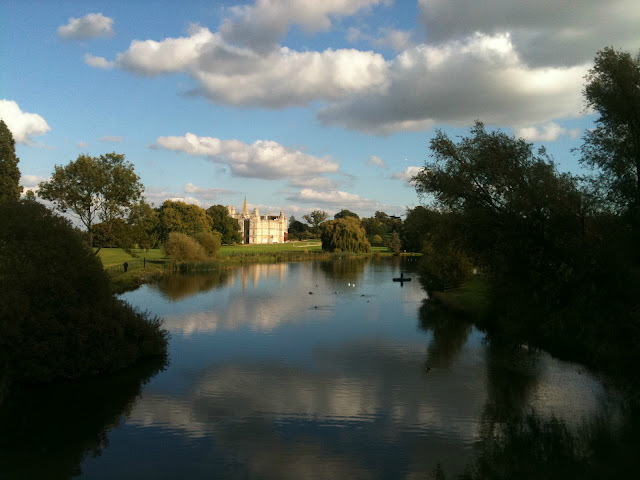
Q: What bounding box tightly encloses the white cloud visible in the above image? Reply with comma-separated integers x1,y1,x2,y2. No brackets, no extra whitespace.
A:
391,166,423,185
366,155,386,167
220,0,389,51
109,26,388,108
0,99,51,144
183,183,235,200
286,188,388,214
318,32,587,134
58,13,115,40
288,177,339,190
153,133,339,180
77,141,88,148
144,186,205,208
84,54,114,69
100,135,123,143
418,0,640,66
515,122,581,142
371,28,413,51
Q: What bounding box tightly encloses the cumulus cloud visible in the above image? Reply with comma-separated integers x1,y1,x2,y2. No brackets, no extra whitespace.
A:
100,135,123,143
418,0,640,66
144,185,203,207
20,174,48,195
77,141,88,148
58,13,114,40
84,54,114,69
153,133,339,180
366,155,386,167
220,0,389,51
288,177,339,190
286,188,387,213
183,182,235,200
112,26,388,108
318,32,587,134
391,166,423,185
0,99,51,144
515,122,581,142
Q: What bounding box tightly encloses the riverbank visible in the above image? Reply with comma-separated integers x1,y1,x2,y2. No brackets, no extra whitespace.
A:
99,243,413,293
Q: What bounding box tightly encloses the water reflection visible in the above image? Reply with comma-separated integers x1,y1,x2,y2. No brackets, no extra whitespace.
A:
0,356,167,479
2,259,629,479
152,270,230,300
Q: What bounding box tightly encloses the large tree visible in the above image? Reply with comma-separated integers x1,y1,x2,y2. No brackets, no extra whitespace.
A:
302,210,328,236
320,217,371,253
206,204,241,244
39,153,143,251
334,209,359,220
579,47,640,260
156,200,213,242
0,119,22,202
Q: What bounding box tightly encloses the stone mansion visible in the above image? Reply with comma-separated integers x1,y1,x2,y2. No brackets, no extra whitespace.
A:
226,198,288,244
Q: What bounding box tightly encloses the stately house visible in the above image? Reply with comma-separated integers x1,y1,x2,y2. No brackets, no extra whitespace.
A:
227,198,288,244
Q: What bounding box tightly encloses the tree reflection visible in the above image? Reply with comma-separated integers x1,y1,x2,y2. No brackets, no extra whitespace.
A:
418,300,472,369
0,356,167,479
317,258,367,282
152,270,230,300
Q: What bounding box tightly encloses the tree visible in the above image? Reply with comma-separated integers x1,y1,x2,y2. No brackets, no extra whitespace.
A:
334,209,359,220
128,200,159,250
0,200,167,383
38,153,143,252
320,217,371,253
206,204,241,244
288,218,310,240
0,119,22,202
303,210,328,236
387,231,402,254
413,121,583,295
156,200,213,242
579,47,640,260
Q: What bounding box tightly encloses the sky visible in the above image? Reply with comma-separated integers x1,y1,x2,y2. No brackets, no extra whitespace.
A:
2,0,639,220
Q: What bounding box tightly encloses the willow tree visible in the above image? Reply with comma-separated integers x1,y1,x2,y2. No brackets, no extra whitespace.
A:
320,216,371,253
0,119,22,202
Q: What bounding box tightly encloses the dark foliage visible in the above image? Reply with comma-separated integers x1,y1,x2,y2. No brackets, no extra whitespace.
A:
0,119,22,202
0,201,168,385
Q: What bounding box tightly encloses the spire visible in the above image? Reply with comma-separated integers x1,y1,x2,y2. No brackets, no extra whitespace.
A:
242,196,248,216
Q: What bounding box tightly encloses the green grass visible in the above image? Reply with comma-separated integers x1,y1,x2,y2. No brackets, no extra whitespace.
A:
219,240,323,255
97,242,415,293
431,275,489,317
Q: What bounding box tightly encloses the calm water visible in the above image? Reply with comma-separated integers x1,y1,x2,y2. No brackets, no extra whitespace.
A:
0,258,622,479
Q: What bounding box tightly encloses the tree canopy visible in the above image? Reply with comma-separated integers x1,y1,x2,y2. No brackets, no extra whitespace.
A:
156,200,213,242
320,217,371,253
0,200,167,383
303,210,328,236
206,204,241,244
579,47,640,260
0,119,22,202
38,153,143,251
334,209,359,220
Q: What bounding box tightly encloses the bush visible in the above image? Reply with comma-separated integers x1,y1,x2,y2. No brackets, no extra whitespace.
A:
193,231,222,257
163,232,207,262
0,200,168,384
371,234,383,246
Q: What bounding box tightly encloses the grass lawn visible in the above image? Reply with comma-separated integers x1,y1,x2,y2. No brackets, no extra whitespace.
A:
219,240,323,255
431,276,489,317
97,248,167,267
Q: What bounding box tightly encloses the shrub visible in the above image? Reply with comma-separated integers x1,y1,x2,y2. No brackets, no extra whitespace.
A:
163,232,207,262
0,200,168,384
371,234,383,246
193,231,222,257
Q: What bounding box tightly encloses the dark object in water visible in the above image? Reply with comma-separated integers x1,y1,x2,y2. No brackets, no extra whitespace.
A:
393,273,411,282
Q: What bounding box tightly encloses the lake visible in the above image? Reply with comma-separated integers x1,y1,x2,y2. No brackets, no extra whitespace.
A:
0,257,627,479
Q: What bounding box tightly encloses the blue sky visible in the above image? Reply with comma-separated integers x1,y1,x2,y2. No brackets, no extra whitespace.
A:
2,0,639,219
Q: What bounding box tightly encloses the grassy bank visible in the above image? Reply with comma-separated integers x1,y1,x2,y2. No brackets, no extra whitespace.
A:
429,276,490,317
98,242,404,292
